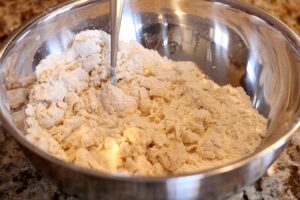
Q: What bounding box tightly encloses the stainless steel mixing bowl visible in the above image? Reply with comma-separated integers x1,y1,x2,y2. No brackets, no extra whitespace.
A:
0,0,299,199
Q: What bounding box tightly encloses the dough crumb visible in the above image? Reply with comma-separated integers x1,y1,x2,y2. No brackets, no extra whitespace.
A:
24,30,267,176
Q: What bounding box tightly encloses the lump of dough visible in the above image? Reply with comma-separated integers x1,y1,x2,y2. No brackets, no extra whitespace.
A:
138,76,171,97
25,118,67,161
35,102,66,129
99,83,137,117
30,80,67,102
158,142,187,172
58,67,89,93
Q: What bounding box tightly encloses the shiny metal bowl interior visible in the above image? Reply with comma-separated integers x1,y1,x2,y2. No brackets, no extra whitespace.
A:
0,0,300,199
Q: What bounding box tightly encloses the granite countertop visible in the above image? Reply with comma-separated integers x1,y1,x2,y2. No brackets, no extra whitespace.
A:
0,0,299,200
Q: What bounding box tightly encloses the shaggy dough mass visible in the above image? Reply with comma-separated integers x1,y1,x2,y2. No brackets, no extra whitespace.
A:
25,30,267,176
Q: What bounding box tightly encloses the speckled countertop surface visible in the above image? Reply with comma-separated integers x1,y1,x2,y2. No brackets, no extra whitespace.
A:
0,0,299,200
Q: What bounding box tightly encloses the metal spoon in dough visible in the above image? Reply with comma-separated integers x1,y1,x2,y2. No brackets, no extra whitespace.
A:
110,0,124,85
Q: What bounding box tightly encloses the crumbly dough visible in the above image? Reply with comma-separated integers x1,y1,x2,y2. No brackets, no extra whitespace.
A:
24,30,267,176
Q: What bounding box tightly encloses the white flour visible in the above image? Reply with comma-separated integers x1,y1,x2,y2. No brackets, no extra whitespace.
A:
24,30,267,176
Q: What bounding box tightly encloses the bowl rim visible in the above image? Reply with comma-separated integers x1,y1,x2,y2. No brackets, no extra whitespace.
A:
0,0,299,182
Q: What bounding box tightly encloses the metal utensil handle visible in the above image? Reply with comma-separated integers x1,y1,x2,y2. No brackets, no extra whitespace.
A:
110,0,124,84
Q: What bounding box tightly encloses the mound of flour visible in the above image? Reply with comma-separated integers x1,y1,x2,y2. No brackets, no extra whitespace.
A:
24,30,267,176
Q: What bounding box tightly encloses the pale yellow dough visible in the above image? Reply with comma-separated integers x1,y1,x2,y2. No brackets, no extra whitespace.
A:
25,30,267,176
